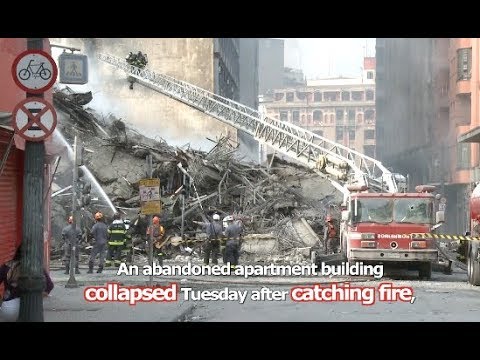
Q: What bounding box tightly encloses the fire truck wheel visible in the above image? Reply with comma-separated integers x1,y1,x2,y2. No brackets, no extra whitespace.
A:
467,242,480,285
418,262,432,280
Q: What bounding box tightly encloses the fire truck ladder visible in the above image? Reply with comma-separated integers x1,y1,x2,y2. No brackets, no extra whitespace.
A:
98,53,399,195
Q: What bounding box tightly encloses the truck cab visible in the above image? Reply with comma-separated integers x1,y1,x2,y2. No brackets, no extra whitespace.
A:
340,185,443,279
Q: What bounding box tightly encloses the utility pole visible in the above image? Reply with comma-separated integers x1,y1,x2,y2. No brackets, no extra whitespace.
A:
147,155,153,286
18,38,46,322
66,136,79,288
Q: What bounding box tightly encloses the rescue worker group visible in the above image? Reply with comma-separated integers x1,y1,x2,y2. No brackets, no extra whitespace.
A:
61,212,244,275
63,211,384,279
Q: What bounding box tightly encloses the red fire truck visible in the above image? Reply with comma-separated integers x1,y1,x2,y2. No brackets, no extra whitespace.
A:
467,183,480,285
339,184,444,279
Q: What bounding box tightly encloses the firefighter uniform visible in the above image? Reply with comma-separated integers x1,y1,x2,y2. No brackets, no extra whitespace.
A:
62,216,82,274
324,216,338,254
147,216,166,265
106,217,129,267
224,219,243,268
197,215,223,265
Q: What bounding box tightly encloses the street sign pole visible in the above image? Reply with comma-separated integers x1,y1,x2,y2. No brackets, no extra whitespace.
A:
66,136,79,288
18,38,47,322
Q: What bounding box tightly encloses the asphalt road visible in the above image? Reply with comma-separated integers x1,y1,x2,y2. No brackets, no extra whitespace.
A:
182,268,480,322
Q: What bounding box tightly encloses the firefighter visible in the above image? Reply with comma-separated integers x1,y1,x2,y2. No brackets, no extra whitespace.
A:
224,217,243,268
62,216,82,274
87,212,108,274
105,213,128,267
324,215,339,255
147,216,166,265
121,219,134,263
193,214,223,265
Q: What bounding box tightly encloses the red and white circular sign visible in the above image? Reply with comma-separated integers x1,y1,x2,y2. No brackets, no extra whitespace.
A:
12,98,57,141
11,50,58,94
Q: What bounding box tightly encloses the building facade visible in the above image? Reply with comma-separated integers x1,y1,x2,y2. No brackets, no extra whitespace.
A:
50,38,238,152
261,57,376,157
376,38,480,234
0,38,58,272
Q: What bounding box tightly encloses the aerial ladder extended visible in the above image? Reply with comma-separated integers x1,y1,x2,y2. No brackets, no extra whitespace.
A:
97,53,402,198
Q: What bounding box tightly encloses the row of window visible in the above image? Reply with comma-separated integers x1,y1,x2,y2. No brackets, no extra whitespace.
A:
275,90,375,103
457,48,472,81
278,109,375,123
311,129,375,142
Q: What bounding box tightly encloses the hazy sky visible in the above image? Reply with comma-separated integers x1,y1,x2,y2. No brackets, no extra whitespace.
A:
283,38,376,80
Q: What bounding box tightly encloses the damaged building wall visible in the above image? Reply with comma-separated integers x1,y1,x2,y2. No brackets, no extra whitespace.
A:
50,38,237,151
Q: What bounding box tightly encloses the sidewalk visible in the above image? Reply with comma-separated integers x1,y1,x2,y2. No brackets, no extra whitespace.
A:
44,268,195,322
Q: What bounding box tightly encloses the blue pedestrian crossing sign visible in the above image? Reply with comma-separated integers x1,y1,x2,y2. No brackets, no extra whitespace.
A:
59,52,88,84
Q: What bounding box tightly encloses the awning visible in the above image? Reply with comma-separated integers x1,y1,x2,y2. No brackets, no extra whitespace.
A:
458,126,480,143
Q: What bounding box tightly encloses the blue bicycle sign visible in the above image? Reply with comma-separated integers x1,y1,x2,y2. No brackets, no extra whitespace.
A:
18,59,52,81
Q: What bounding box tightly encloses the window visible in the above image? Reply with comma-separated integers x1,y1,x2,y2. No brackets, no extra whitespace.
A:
313,110,323,121
336,128,344,141
348,109,355,122
394,199,433,224
324,92,338,102
365,109,375,120
351,198,393,224
364,145,375,158
336,109,344,122
367,71,374,80
292,111,300,123
307,114,312,122
364,129,375,140
341,91,350,101
457,48,472,81
286,92,294,102
313,130,323,137
457,143,471,169
352,91,363,101
366,90,374,101
296,92,306,100
275,93,284,101
280,111,288,121
349,129,356,140
314,92,322,102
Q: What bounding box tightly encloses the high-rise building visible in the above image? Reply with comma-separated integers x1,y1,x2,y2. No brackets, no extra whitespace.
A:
258,38,284,96
376,38,480,233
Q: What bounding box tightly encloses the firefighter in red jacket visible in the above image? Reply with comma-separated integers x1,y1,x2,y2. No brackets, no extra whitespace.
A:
324,215,339,254
147,216,166,265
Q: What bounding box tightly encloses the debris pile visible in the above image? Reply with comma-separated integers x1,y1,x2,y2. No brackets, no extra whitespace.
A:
50,87,341,262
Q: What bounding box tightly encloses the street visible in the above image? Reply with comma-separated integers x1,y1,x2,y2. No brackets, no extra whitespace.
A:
42,265,480,322
181,269,480,322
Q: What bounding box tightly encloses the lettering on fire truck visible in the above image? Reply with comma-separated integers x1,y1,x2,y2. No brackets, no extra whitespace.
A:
377,234,410,239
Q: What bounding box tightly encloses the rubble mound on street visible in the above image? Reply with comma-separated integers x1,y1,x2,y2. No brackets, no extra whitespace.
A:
50,88,341,266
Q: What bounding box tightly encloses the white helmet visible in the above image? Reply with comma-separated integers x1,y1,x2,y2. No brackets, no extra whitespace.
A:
224,215,234,222
213,214,220,220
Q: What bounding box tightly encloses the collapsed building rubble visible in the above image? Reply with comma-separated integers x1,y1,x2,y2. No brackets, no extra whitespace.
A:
49,87,343,264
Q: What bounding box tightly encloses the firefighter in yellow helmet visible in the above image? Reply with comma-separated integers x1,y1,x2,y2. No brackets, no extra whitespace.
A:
105,212,129,267
87,212,109,273
147,216,166,265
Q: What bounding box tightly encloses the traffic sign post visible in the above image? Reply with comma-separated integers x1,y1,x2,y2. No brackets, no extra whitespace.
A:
12,98,57,141
11,49,57,94
13,39,58,322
